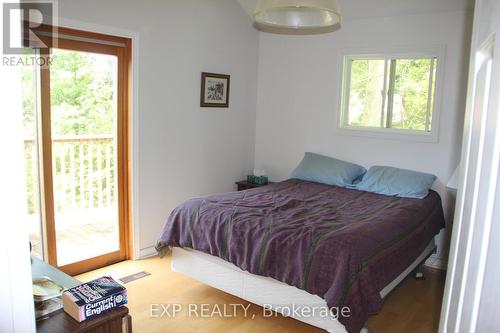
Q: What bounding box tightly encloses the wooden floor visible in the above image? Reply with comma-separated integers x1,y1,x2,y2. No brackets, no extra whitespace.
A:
77,255,446,333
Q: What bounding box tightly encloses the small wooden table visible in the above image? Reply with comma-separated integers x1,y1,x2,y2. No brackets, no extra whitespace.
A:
32,258,132,333
235,180,273,191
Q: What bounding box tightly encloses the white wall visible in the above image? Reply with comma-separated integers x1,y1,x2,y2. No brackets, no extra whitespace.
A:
56,0,472,265
254,10,473,266
0,2,37,328
57,0,259,256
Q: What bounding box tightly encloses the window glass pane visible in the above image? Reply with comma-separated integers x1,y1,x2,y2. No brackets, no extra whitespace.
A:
428,60,437,131
22,50,44,260
347,59,386,127
50,49,119,266
390,58,435,131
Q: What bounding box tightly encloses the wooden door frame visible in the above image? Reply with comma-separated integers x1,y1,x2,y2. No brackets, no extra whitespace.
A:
36,26,132,276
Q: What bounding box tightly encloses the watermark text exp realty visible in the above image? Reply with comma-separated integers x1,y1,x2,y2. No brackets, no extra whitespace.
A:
150,303,351,320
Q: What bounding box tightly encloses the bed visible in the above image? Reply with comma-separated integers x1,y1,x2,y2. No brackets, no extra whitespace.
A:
156,179,445,332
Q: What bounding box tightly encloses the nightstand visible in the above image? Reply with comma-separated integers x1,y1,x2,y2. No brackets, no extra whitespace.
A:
235,180,273,191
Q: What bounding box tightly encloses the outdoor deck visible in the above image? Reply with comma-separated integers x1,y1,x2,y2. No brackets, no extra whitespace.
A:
28,208,119,265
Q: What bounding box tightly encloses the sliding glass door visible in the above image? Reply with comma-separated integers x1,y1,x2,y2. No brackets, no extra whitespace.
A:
23,28,131,275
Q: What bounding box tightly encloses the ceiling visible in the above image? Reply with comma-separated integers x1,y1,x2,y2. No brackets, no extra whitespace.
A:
236,0,474,21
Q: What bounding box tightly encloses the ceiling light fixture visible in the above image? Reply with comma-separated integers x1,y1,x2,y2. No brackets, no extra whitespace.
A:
254,0,342,30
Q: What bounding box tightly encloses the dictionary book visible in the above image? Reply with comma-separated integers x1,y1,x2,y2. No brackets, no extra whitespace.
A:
62,276,127,322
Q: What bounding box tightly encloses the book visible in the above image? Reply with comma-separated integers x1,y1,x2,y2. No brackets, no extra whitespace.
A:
62,276,127,322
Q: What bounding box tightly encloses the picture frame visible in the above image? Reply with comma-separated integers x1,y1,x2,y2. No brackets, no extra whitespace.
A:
200,72,230,108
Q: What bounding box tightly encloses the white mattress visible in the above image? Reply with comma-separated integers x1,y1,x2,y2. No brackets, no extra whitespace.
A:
171,240,436,333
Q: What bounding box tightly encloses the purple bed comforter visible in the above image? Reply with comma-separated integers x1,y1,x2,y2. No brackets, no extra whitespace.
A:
156,179,445,332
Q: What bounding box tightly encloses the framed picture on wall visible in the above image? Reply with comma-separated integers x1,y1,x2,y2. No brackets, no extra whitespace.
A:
200,72,230,108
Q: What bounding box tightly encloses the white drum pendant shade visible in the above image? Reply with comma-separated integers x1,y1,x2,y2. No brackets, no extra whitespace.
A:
254,0,342,29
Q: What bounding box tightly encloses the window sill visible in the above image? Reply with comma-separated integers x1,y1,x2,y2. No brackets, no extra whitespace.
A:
335,126,439,143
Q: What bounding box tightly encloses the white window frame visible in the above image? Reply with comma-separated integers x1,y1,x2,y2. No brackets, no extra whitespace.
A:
336,45,446,143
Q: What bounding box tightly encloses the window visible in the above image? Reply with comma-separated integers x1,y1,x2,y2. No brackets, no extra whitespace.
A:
339,53,439,139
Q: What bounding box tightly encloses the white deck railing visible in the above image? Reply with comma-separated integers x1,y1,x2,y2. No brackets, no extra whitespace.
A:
24,134,116,213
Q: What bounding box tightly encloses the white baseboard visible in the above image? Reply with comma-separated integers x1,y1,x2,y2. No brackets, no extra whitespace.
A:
424,254,448,270
138,245,158,259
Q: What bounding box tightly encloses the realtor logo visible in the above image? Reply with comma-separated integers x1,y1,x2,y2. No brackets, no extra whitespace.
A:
2,1,56,54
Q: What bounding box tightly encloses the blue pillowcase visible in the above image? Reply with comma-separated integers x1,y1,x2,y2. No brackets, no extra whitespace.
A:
290,152,366,187
355,166,436,199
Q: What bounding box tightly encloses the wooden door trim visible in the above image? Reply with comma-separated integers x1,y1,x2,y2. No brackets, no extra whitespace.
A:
119,38,133,259
39,25,132,275
51,38,120,56
59,251,126,276
116,40,132,261
38,48,58,266
33,24,131,46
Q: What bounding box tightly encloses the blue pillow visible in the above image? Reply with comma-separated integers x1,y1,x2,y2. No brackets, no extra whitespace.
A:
355,166,436,199
290,152,366,187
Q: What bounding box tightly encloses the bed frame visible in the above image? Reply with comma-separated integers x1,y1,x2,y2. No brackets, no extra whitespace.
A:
171,240,436,333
